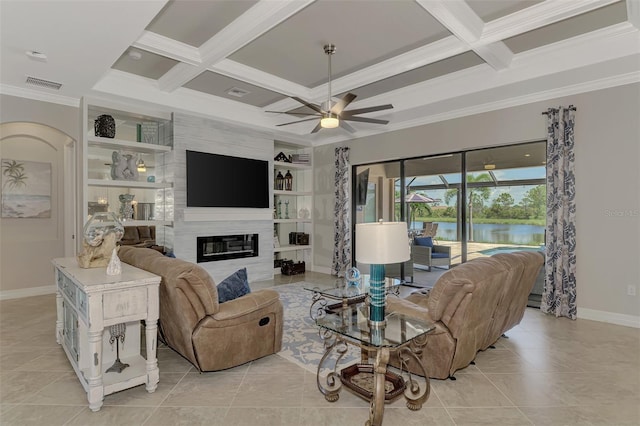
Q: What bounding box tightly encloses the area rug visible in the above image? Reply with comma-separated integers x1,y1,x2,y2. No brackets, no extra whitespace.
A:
272,283,359,374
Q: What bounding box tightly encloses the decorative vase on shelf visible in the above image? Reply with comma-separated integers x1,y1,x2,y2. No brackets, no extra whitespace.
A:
94,115,115,138
119,194,135,221
298,207,310,219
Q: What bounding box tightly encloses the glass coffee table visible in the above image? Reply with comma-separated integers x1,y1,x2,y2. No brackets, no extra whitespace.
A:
315,303,434,426
304,276,403,320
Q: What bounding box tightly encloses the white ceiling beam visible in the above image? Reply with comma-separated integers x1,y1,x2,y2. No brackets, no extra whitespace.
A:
481,0,621,44
416,0,512,70
472,41,514,70
133,31,201,66
314,36,469,99
264,35,469,113
416,0,484,41
628,0,640,29
210,59,312,99
157,0,314,92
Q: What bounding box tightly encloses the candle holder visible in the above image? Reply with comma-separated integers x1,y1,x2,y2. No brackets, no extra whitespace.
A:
106,323,129,373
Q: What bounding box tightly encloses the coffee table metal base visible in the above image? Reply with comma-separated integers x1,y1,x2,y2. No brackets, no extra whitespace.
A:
316,330,430,426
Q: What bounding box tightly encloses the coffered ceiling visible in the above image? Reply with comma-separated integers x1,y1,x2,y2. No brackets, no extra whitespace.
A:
1,0,638,146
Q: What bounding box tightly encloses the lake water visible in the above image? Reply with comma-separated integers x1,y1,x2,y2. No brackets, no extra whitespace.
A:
414,221,545,246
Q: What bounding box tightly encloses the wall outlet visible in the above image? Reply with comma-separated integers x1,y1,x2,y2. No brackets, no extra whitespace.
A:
627,285,637,296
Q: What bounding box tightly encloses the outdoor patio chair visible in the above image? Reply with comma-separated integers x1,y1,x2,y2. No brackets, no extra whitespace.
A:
421,222,439,244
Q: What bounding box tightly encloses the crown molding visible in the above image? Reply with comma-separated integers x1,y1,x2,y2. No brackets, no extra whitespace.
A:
157,0,314,92
0,84,80,107
481,0,620,44
627,0,640,29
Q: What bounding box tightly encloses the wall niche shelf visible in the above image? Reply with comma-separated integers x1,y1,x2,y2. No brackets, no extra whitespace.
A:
87,137,171,154
81,97,174,251
87,179,173,189
273,143,313,273
274,245,312,253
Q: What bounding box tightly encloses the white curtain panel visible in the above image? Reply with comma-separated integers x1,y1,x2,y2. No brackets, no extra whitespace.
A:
541,106,577,319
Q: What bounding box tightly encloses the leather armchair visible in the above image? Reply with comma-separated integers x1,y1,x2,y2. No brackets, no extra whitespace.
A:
118,246,283,371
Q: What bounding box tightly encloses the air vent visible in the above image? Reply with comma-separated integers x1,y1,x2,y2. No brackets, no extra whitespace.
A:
25,76,62,90
226,87,250,98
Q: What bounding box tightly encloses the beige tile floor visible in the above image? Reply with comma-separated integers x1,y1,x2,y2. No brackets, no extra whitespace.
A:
1,271,639,425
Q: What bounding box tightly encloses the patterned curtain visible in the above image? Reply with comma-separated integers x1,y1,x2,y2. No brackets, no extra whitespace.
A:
332,147,351,276
541,106,577,319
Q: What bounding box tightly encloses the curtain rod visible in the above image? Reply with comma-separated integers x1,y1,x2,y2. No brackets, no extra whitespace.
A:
541,105,577,115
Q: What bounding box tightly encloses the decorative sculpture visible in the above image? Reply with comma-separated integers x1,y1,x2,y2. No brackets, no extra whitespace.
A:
77,212,124,268
106,248,122,275
110,151,140,181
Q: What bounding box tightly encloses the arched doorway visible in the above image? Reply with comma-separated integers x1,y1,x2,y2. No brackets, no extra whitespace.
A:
0,122,76,298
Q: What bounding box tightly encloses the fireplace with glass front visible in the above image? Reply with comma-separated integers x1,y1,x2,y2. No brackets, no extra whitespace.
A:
197,234,259,263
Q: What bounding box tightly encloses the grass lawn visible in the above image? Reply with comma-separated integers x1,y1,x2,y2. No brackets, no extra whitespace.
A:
416,217,545,226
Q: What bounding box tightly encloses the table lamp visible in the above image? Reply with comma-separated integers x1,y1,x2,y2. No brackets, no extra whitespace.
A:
355,221,410,325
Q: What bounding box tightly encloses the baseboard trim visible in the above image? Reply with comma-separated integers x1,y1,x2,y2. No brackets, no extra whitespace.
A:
577,307,640,329
0,285,56,300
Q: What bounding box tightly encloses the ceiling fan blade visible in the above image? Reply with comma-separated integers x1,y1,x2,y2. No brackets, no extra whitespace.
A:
330,93,357,115
276,117,320,127
291,97,323,114
310,122,323,134
266,110,320,117
342,116,389,125
341,104,394,116
339,120,356,133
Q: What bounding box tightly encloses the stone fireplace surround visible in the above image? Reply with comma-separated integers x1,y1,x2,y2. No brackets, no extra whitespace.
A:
169,112,276,283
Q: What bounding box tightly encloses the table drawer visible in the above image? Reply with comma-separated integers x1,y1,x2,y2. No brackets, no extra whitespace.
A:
59,273,77,306
103,288,147,320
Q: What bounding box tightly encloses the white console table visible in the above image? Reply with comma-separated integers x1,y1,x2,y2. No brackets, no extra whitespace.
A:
53,257,161,411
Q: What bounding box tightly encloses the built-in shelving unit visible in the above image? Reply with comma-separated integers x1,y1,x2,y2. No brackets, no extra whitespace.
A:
273,144,313,273
80,97,174,250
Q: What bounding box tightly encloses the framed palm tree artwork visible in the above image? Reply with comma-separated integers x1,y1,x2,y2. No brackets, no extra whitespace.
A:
1,159,51,218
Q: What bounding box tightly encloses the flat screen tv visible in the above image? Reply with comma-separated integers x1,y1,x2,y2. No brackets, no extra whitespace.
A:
186,150,269,208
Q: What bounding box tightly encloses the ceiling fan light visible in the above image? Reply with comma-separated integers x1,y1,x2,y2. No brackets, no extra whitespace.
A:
320,115,339,129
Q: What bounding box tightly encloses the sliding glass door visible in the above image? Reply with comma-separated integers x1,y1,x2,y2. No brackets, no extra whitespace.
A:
352,141,546,287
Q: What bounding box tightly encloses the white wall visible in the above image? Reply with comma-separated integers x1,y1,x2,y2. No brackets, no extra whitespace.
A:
313,83,640,325
0,94,79,298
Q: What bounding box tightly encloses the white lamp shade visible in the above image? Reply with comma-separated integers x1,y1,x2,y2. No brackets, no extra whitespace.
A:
355,221,410,264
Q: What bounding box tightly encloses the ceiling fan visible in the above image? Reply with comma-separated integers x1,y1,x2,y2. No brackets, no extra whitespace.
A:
268,44,393,134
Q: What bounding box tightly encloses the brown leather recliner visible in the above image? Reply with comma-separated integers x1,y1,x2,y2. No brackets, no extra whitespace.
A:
387,251,543,379
118,246,283,371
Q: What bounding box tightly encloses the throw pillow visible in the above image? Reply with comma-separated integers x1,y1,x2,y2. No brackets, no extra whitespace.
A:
217,268,251,303
414,236,433,247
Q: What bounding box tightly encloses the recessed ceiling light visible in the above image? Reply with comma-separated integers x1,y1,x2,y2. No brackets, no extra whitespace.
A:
128,50,142,60
484,164,496,170
524,153,531,157
226,87,250,98
26,50,47,61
